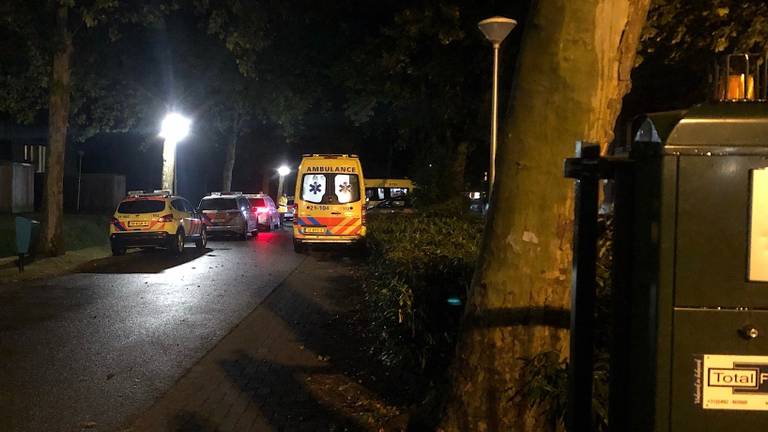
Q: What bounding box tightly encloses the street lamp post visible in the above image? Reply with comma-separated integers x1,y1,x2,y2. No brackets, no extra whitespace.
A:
159,112,191,194
276,165,291,199
478,16,517,202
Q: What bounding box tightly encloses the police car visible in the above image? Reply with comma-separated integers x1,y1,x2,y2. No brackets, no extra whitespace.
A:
245,193,281,231
110,190,207,256
198,192,258,239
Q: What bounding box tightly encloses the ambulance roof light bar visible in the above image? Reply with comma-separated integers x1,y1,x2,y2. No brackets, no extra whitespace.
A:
301,153,359,158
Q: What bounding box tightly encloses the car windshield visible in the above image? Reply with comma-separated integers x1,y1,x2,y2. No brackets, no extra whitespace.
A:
301,173,360,204
249,198,266,207
117,199,165,214
200,198,237,210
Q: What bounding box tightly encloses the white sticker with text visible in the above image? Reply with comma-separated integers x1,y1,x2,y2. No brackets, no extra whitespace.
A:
701,354,768,411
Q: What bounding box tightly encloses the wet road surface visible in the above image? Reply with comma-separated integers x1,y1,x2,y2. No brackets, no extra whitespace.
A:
0,229,304,432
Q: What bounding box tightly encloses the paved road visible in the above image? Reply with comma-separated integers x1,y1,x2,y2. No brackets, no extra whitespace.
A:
0,229,305,432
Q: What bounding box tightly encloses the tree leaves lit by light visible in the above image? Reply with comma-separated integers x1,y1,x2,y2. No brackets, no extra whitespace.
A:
641,0,768,63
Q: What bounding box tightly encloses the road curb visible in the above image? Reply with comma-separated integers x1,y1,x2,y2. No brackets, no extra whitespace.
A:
0,246,111,287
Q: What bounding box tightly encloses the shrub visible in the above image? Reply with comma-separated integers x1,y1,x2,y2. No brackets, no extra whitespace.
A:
361,209,483,387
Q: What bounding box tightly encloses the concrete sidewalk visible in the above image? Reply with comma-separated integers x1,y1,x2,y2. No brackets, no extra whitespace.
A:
0,246,110,286
124,254,402,432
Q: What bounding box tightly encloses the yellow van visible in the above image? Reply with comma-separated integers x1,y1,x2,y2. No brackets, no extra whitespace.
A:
293,154,366,252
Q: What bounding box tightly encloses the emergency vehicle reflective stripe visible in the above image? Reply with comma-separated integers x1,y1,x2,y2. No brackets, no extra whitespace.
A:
298,216,324,226
339,222,361,236
330,218,360,235
299,216,325,226
297,215,361,235
112,221,128,231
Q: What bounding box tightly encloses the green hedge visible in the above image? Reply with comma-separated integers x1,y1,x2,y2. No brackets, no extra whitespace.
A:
361,209,483,385
0,214,110,257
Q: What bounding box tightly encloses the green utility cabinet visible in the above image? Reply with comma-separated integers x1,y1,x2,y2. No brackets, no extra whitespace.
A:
624,102,768,431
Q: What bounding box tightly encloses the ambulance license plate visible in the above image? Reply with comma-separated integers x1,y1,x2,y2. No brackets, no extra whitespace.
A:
304,226,326,234
128,221,149,227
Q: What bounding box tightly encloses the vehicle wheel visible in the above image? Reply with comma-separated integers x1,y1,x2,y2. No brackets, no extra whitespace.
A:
293,238,305,253
111,245,126,256
170,229,185,255
195,228,207,249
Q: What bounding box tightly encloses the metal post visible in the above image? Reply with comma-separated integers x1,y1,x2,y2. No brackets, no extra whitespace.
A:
565,143,600,432
489,42,500,201
609,157,635,432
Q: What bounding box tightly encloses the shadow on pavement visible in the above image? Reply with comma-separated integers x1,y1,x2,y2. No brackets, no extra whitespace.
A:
167,410,218,432
78,247,212,274
219,351,367,432
301,244,367,262
209,259,405,431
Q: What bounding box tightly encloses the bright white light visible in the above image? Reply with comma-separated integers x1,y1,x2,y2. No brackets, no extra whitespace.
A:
159,112,191,143
277,165,291,177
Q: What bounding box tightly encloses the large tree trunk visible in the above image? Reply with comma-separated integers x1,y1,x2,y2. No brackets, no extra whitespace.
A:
441,1,649,431
221,113,241,191
38,5,73,257
161,139,176,191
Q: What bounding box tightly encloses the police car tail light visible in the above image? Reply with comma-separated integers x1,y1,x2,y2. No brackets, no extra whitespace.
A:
158,214,174,223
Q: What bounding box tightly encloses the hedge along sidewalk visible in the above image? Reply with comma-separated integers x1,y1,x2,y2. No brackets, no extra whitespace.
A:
0,245,110,286
0,213,111,285
0,213,111,258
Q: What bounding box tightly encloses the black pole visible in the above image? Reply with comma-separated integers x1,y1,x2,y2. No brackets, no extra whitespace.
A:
565,143,600,432
608,161,634,432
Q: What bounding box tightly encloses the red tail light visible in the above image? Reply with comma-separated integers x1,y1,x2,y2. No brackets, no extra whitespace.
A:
158,214,174,223
110,217,119,224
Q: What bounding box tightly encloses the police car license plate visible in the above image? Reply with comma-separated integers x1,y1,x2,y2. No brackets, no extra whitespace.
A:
128,221,149,227
304,227,326,234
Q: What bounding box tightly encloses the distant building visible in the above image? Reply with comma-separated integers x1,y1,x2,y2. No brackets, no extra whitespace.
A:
0,124,46,213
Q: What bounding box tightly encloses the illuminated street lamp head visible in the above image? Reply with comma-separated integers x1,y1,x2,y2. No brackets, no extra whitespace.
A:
159,112,191,143
478,16,517,47
277,165,291,177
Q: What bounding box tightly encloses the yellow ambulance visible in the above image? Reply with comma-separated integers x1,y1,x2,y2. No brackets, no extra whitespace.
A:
292,154,366,252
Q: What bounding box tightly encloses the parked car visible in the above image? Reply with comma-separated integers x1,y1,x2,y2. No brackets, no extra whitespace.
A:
109,190,207,256
278,195,296,222
245,193,281,231
198,192,257,239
